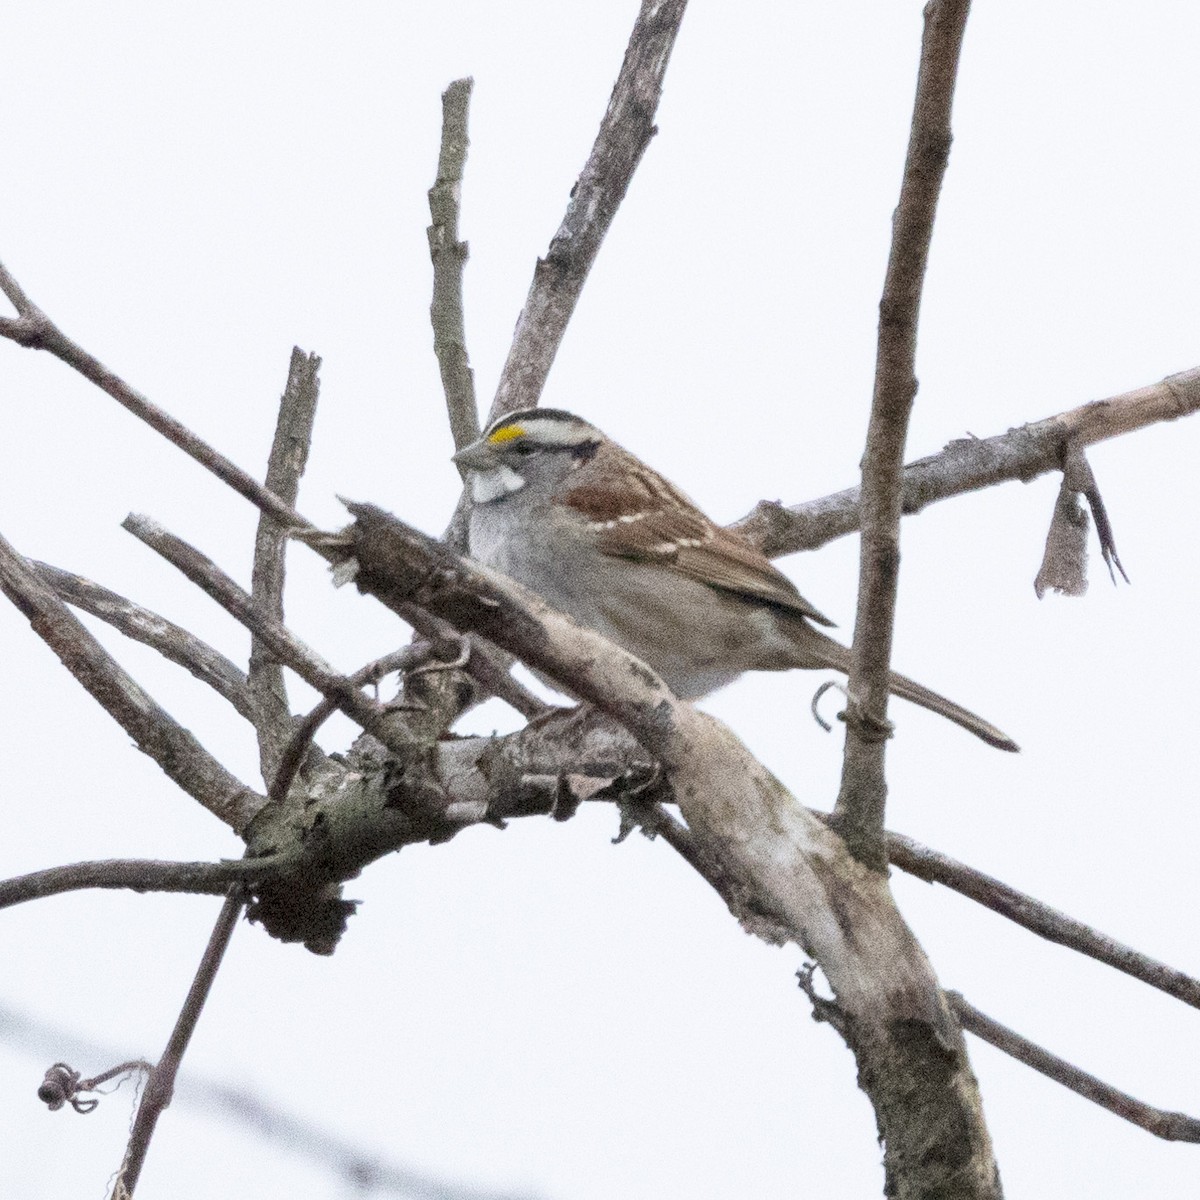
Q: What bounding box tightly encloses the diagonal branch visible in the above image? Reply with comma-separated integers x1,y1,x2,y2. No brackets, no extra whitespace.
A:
122,514,422,758
834,0,973,868
488,0,689,421
736,365,1200,558
428,77,481,457
0,261,307,531
33,561,255,721
0,529,263,832
886,830,1200,1009
949,992,1200,1142
113,890,244,1197
250,348,323,782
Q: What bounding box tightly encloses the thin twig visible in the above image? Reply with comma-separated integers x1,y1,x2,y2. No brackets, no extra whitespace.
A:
0,856,287,912
0,260,309,531
0,258,42,322
885,830,1200,1008
735,365,1200,558
3,1000,542,1200
833,0,973,867
948,992,1200,1142
250,348,323,782
33,561,255,720
428,77,480,458
267,644,433,806
122,514,420,757
0,529,263,832
113,890,245,1197
38,1060,152,1114
488,0,689,422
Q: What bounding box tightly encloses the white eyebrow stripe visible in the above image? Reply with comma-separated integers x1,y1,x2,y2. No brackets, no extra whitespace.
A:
511,417,594,447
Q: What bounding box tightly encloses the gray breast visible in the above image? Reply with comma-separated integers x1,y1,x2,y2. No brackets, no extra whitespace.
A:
467,500,775,699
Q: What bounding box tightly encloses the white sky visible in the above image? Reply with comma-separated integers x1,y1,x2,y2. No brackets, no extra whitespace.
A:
3,2,1200,1197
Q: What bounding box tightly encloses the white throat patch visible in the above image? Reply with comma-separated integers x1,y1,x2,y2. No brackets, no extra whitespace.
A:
470,464,527,504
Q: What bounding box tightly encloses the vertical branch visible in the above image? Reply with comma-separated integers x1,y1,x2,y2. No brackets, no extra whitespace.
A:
111,891,243,1197
488,0,689,422
428,77,481,459
249,348,322,782
833,0,973,867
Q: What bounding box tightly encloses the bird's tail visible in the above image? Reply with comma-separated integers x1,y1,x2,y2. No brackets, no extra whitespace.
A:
787,625,1019,752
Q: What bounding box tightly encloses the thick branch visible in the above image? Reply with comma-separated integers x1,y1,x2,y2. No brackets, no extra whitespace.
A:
428,77,480,456
0,529,262,831
340,503,999,1197
250,348,322,782
488,0,688,421
736,366,1200,558
950,993,1200,1142
834,0,972,869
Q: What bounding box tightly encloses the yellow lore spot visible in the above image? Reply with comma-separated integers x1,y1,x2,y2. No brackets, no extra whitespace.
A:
487,424,526,445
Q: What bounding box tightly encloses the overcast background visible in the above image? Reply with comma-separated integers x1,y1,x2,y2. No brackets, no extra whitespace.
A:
3,2,1200,1197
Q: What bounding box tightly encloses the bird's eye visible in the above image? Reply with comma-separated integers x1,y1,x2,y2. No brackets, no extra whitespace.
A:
512,442,539,457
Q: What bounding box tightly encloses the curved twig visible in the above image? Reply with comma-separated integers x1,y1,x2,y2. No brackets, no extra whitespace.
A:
267,644,434,806
0,856,288,911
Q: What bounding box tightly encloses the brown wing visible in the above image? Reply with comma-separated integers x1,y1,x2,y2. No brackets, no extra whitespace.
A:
558,475,835,627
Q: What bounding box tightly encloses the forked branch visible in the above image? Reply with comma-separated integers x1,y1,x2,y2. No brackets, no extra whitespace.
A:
0,529,263,831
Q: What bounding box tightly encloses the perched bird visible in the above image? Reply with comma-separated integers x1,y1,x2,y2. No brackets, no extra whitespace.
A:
453,408,1017,751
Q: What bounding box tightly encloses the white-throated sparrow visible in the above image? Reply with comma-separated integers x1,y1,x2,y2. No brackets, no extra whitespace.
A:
453,409,1017,751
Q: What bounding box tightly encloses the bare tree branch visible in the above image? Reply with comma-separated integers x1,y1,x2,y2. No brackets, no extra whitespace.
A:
0,530,263,831
250,348,323,782
266,644,433,807
340,503,999,1196
488,0,688,421
0,856,286,911
949,992,1200,1142
736,365,1200,558
834,0,973,868
33,561,255,720
0,261,308,531
122,514,423,758
113,890,244,1197
886,831,1200,1009
429,77,480,457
